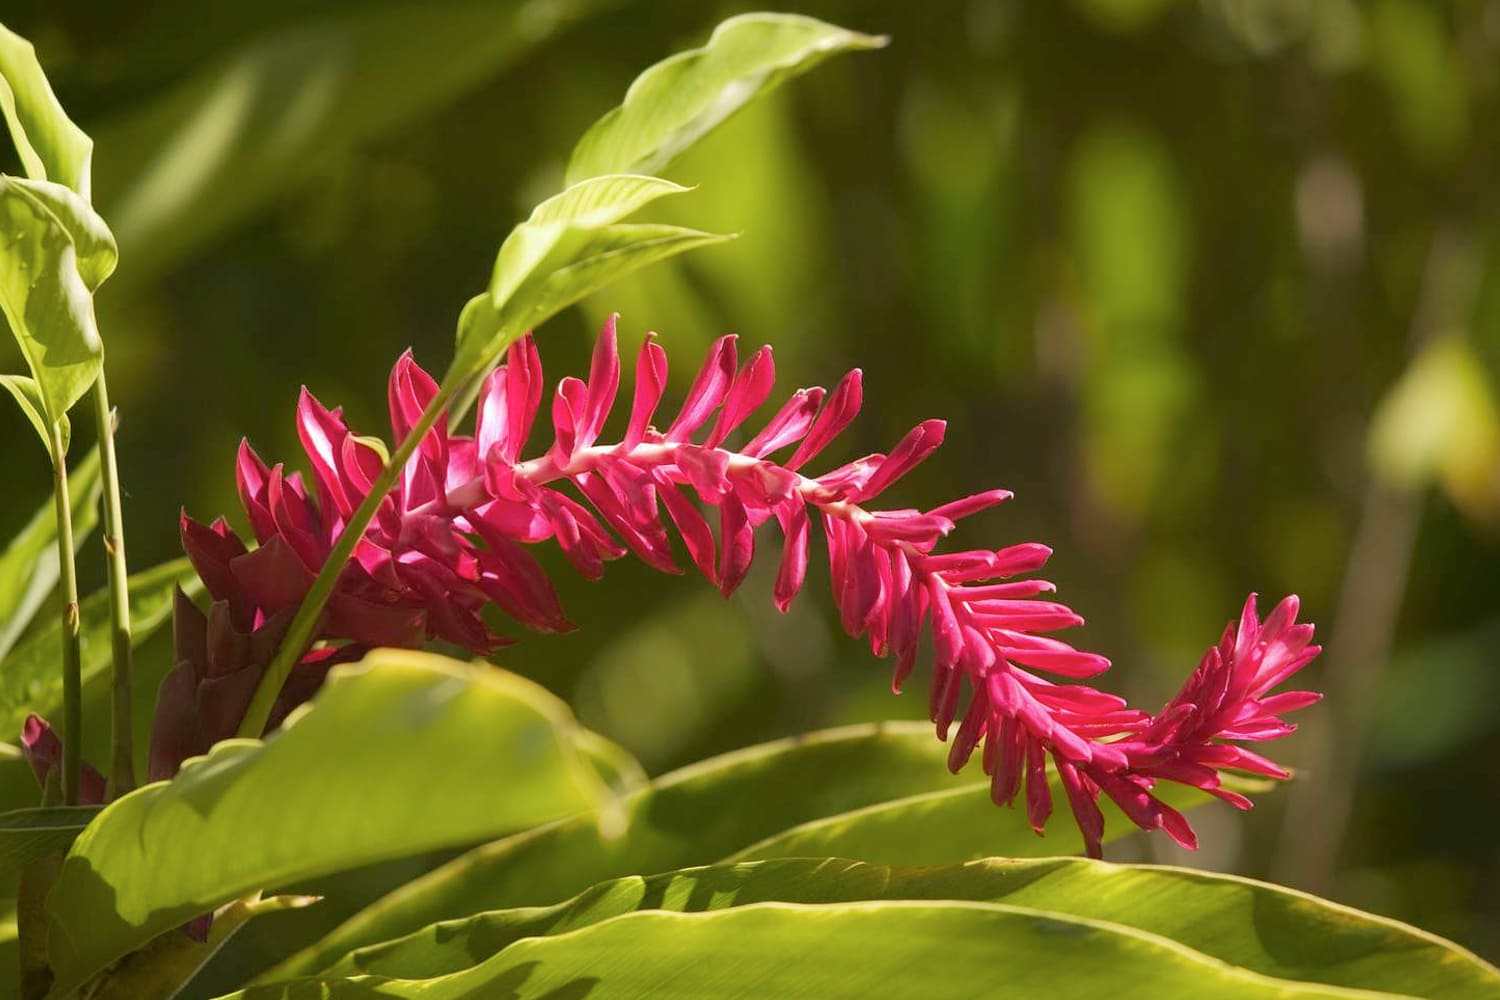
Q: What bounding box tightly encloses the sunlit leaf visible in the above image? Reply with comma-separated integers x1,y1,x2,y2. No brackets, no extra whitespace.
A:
565,13,886,185
0,374,67,457
0,22,93,196
236,899,1417,999
328,857,1500,999
454,219,732,381
0,176,113,424
43,649,616,993
0,555,196,737
263,722,1221,980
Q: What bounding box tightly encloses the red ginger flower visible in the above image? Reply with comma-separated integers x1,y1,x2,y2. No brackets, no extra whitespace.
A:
180,315,1321,856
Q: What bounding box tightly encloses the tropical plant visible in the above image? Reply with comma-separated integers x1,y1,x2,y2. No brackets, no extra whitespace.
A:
0,11,1493,1000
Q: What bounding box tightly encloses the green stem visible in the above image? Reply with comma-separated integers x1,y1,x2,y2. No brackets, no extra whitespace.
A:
49,422,82,806
93,374,136,797
235,380,458,740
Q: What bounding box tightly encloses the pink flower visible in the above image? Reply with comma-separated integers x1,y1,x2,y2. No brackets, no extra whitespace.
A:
181,315,1322,855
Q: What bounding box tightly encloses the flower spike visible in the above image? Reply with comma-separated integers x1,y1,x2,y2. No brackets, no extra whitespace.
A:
177,315,1321,856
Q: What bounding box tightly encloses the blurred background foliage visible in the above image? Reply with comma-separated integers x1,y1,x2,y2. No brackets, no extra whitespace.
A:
1,0,1498,977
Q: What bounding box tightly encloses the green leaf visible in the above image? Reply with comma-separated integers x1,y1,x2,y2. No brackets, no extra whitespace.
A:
43,649,616,993
332,857,1500,999
564,13,886,185
0,446,101,663
0,176,113,424
90,0,605,289
455,219,732,380
0,806,98,875
489,175,692,307
0,23,93,196
233,900,1416,1000
263,721,1220,980
0,555,195,737
0,374,67,457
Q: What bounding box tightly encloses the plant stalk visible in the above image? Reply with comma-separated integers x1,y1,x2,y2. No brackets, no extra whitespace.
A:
235,380,459,739
49,422,83,806
94,374,136,797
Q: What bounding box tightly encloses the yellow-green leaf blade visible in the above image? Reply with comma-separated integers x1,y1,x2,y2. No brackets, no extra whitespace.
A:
261,721,1217,981
331,858,1499,1000
564,13,886,185
43,649,614,993
235,901,1418,1000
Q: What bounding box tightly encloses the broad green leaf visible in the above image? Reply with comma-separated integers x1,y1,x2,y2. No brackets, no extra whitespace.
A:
264,721,1219,980
43,649,615,993
234,901,1412,1000
0,555,196,737
0,374,67,457
0,176,113,424
0,806,98,874
454,221,732,380
0,446,100,662
333,858,1500,999
564,13,886,185
0,23,93,196
90,0,605,289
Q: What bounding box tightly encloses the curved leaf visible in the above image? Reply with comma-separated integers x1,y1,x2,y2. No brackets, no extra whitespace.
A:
263,721,1218,980
43,649,616,993
235,901,1413,1000
0,374,67,458
0,555,197,738
0,22,93,196
0,176,112,424
456,220,732,381
332,857,1500,999
565,13,886,185
0,446,100,662
488,175,692,307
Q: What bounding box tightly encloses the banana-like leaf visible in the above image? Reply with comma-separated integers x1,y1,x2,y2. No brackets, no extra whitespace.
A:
230,900,1417,1000
262,721,1219,980
0,22,93,196
0,555,197,738
0,176,113,424
90,0,603,289
329,857,1500,999
0,806,98,874
0,446,101,663
564,13,886,185
42,649,617,994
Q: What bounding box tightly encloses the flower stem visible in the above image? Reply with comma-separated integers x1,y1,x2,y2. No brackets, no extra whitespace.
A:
234,380,458,740
93,374,136,797
49,422,82,806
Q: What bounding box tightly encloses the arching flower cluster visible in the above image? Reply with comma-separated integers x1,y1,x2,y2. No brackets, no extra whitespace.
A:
164,316,1321,855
